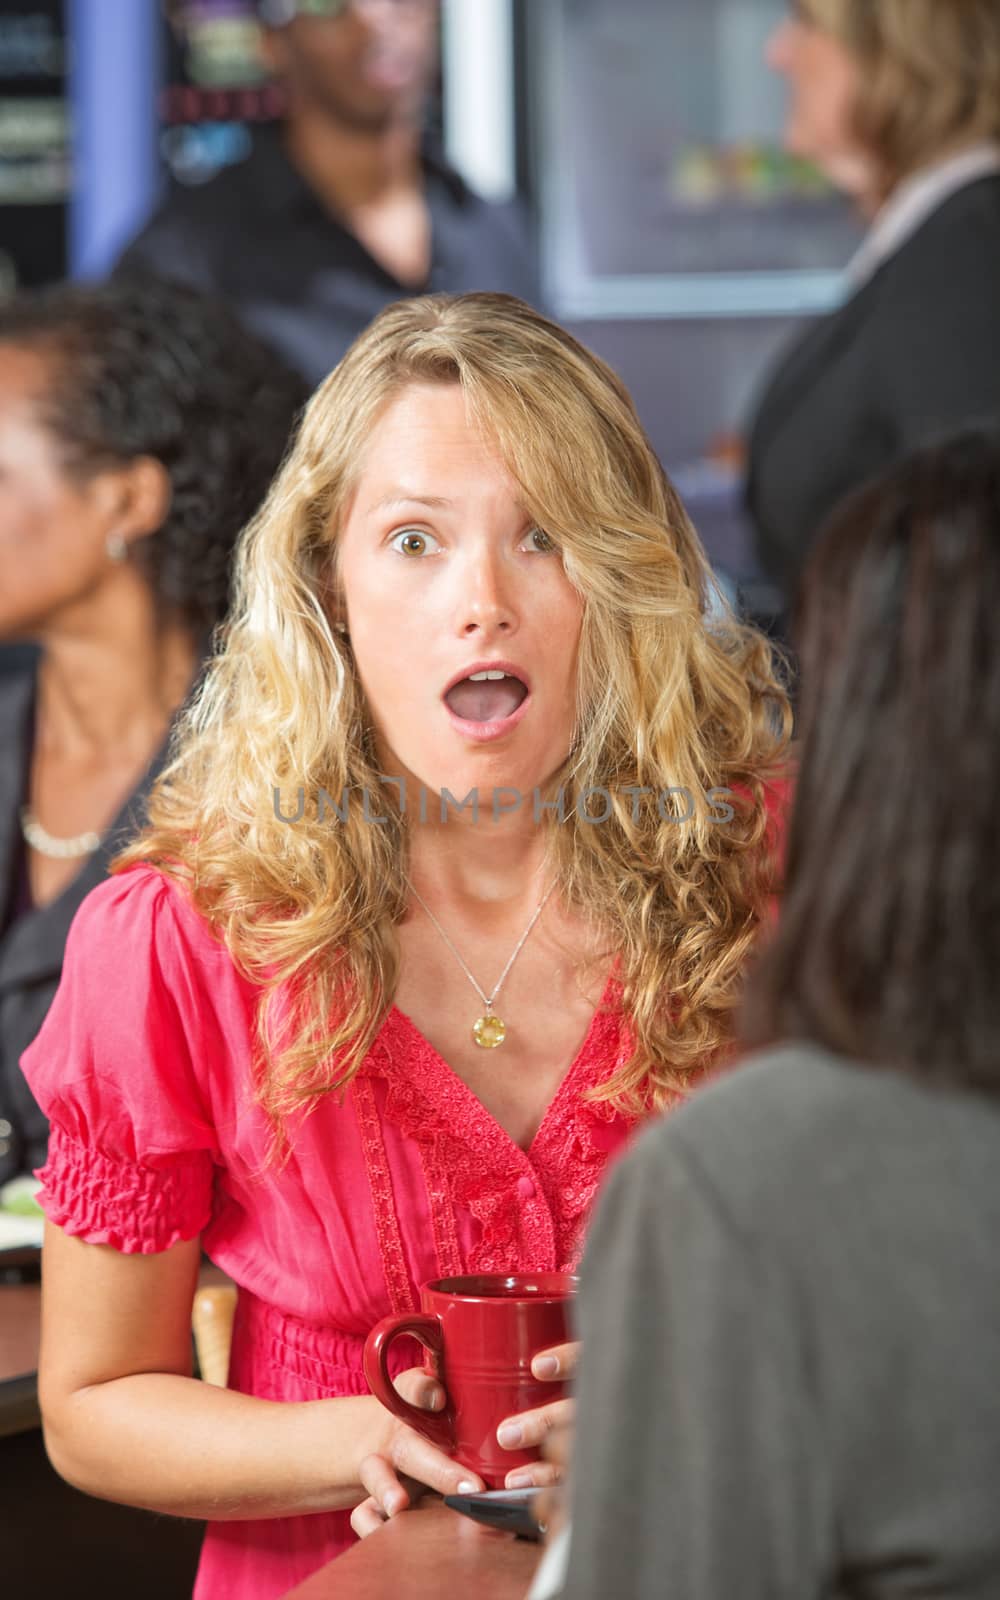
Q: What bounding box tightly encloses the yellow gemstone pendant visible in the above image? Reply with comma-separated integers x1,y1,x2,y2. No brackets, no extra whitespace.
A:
473,1013,507,1049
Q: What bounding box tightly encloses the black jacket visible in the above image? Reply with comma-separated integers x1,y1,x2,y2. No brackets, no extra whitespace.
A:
746,175,1000,608
0,654,172,1184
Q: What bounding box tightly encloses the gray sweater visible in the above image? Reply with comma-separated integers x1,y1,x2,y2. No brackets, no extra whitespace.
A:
562,1043,1000,1599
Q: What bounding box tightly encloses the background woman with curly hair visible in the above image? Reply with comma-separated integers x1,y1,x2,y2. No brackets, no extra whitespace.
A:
22,293,790,1599
0,273,308,1188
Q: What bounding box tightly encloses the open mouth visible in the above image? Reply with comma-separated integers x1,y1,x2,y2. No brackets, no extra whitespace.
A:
444,668,530,725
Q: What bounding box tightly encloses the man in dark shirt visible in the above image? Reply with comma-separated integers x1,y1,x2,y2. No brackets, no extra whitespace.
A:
118,0,540,384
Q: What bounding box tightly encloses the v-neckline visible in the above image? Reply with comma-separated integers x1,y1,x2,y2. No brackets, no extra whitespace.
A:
384,969,620,1160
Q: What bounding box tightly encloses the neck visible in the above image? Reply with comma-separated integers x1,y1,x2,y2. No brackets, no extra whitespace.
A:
284,101,423,212
407,811,551,913
34,582,197,764
860,136,1000,220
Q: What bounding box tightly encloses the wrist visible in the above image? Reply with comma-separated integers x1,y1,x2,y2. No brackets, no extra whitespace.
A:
274,1395,395,1515
341,1393,400,1486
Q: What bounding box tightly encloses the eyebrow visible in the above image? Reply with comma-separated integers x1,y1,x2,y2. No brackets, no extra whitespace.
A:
367,491,455,515
366,490,535,521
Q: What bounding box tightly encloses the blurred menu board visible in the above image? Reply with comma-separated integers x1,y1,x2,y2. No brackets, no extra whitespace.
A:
0,0,70,293
533,0,862,318
161,0,285,187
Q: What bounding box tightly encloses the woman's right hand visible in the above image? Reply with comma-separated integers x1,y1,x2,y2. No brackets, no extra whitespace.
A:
351,1369,485,1538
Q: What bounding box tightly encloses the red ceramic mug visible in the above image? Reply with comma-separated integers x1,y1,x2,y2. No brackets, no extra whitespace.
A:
363,1272,576,1488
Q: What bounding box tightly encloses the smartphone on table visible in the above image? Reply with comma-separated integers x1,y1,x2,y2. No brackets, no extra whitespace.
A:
444,1486,547,1540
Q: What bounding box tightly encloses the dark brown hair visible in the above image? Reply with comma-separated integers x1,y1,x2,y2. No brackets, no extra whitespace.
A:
742,429,1000,1096
0,272,309,637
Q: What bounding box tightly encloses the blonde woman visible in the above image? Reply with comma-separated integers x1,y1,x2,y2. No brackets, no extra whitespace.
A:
748,0,1000,612
22,294,789,1600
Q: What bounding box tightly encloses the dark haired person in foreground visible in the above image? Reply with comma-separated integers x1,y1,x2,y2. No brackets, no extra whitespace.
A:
0,274,308,1188
557,430,1000,1599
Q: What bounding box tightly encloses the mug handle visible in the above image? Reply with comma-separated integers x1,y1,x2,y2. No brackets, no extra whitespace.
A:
363,1313,455,1453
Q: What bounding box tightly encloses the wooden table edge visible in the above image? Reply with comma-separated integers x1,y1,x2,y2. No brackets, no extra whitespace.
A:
284,1501,542,1599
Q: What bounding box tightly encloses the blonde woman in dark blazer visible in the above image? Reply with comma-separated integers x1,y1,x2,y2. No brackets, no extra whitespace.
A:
747,0,1000,613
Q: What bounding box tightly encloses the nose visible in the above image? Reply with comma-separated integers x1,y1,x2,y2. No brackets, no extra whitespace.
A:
455,544,518,640
350,0,401,29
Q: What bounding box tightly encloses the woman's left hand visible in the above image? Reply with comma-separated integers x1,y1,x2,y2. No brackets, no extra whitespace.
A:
496,1340,579,1489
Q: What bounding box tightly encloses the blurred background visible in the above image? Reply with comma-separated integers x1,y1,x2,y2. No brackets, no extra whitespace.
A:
0,0,862,591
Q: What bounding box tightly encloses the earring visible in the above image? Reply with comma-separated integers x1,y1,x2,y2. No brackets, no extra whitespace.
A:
333,622,349,639
106,532,128,564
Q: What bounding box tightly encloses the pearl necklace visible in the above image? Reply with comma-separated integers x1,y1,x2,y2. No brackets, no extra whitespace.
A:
20,806,104,860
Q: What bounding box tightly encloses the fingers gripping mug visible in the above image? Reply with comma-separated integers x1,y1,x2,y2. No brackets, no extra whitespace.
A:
363,1272,576,1488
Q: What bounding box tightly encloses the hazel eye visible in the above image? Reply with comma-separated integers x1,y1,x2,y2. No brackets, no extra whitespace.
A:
390,528,439,557
522,526,557,554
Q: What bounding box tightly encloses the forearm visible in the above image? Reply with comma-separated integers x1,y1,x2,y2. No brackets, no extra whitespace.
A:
43,1373,385,1522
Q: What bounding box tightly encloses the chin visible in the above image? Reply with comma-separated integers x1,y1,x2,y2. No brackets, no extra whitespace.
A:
783,119,811,160
318,87,397,135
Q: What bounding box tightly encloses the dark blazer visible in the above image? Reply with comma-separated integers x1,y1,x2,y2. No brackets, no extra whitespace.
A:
746,175,1000,607
0,655,173,1185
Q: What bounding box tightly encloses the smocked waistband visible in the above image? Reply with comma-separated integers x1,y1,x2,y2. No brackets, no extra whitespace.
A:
234,1290,373,1396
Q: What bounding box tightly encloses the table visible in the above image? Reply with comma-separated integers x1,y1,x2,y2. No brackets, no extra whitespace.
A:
0,1266,206,1595
286,1501,542,1599
0,1280,41,1437
1,1283,542,1598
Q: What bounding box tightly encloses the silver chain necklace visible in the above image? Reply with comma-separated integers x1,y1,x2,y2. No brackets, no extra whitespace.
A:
20,806,104,860
406,876,556,1050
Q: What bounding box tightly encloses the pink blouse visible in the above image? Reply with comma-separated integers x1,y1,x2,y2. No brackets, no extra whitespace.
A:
21,864,641,1600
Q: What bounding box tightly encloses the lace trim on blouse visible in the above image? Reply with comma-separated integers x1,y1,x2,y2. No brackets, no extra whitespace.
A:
359,981,639,1282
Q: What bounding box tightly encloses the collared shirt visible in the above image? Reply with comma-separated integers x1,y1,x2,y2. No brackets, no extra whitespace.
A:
846,140,1000,289
118,126,542,385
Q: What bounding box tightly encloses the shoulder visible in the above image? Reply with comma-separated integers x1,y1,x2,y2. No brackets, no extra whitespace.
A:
461,188,535,248
117,158,258,280
0,642,39,684
73,860,192,925
133,179,232,230
879,177,1000,302
905,174,1000,256
68,863,231,981
0,645,36,735
760,766,794,848
426,144,539,275
620,1043,914,1233
141,155,255,229
865,177,1000,417
725,766,794,875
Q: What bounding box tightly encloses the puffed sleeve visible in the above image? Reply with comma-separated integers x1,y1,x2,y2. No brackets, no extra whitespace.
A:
20,865,223,1254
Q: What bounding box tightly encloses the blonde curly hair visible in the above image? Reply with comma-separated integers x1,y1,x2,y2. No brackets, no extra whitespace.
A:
115,293,791,1133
